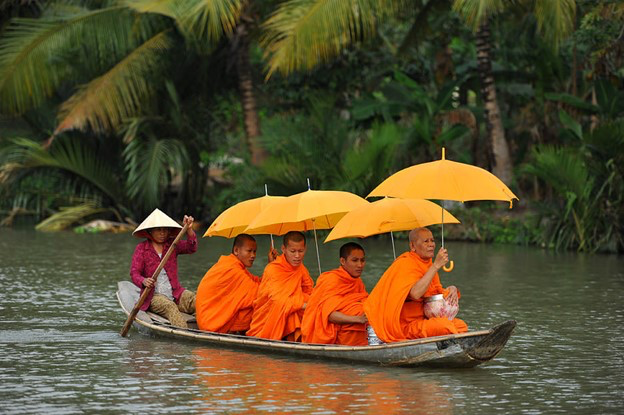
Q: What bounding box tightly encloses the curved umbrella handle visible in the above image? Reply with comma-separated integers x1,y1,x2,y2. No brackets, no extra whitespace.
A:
442,260,454,272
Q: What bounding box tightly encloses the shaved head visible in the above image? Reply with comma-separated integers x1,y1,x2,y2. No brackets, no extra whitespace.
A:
232,234,256,253
339,242,364,260
409,227,431,244
283,231,306,247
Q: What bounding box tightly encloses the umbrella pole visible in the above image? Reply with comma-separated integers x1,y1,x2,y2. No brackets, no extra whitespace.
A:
265,183,275,249
312,219,322,275
390,231,397,260
441,203,445,248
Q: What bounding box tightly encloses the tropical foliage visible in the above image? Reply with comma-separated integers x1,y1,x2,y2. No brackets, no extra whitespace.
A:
0,0,623,254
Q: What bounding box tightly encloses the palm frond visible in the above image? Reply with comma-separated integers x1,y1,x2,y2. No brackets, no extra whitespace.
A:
342,122,404,194
126,0,242,45
179,0,242,44
262,0,406,77
123,137,189,209
35,201,108,231
0,6,140,114
523,145,592,203
54,29,172,135
2,137,126,207
452,0,507,30
122,0,185,19
534,0,576,50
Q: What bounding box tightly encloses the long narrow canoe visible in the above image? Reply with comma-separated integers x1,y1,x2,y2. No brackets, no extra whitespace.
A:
117,281,516,368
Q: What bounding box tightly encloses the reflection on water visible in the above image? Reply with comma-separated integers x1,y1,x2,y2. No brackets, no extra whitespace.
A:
1,228,623,414
191,347,453,414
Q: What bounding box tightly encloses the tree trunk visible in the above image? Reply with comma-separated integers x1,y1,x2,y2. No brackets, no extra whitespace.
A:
475,22,513,184
235,17,267,166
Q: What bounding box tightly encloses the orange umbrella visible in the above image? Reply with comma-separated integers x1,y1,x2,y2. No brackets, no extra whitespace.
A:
245,184,368,274
204,194,285,238
368,148,518,270
324,198,460,258
368,148,518,202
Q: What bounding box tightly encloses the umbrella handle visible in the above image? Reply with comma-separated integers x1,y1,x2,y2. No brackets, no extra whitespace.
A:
442,260,454,272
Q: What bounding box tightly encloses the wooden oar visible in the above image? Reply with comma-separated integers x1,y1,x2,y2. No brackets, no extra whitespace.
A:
120,223,190,337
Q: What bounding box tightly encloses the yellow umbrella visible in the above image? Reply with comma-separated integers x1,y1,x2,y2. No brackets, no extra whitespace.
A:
204,194,285,238
245,184,368,274
324,198,460,258
368,148,518,202
367,148,519,271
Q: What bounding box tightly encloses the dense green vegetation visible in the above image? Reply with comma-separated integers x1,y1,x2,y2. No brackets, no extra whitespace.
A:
0,0,622,253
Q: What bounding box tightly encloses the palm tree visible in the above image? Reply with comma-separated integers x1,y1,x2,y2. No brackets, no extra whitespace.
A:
452,0,577,184
0,0,271,165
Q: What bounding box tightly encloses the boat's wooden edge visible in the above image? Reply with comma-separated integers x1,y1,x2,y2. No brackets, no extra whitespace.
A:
116,283,500,352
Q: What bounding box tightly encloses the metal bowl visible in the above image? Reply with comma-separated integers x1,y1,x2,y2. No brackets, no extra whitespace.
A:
424,294,444,303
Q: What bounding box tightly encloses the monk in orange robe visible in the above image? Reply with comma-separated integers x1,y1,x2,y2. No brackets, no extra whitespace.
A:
196,234,277,333
302,242,369,346
247,231,314,341
363,227,468,342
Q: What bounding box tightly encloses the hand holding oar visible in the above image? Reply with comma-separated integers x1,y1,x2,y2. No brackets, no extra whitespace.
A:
120,222,190,337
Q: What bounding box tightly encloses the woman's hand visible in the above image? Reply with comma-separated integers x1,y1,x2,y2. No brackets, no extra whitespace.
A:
182,215,195,237
143,278,155,288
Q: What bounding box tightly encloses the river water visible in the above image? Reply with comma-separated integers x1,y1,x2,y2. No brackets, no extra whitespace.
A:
1,228,623,414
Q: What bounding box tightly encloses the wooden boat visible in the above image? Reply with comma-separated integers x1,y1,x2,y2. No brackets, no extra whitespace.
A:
117,281,516,368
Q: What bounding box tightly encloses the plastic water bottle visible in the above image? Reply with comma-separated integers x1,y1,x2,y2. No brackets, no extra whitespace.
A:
367,325,384,346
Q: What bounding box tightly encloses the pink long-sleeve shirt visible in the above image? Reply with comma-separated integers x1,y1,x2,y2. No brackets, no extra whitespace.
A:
130,234,197,310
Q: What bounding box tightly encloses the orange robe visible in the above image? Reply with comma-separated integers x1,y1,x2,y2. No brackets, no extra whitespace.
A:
196,254,260,333
363,252,468,342
247,254,314,341
301,267,369,346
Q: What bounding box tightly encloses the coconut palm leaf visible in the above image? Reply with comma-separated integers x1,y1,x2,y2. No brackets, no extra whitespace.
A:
54,29,173,135
0,6,141,114
125,0,242,44
0,137,127,209
123,136,189,209
261,0,405,77
453,0,575,49
34,201,109,231
533,0,576,50
452,0,507,29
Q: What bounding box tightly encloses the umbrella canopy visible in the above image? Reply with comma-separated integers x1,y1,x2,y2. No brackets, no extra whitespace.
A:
367,148,518,203
324,198,460,242
245,188,368,275
245,189,368,235
203,195,285,238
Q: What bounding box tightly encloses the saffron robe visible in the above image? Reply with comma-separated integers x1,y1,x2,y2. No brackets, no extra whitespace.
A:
247,254,314,341
363,252,467,342
196,254,260,333
301,267,369,346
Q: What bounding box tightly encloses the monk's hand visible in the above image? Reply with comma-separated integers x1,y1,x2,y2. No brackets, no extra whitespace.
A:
433,247,449,270
268,247,278,263
446,286,459,306
143,278,155,288
359,314,368,324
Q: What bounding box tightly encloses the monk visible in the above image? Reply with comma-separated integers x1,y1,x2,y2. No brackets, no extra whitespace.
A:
247,231,314,341
301,242,369,346
195,234,277,334
363,227,468,342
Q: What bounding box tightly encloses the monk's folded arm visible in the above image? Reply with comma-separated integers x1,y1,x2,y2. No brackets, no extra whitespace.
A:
408,264,440,300
328,311,366,325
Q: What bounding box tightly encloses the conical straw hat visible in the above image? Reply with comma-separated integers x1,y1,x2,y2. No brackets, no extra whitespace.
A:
133,208,182,239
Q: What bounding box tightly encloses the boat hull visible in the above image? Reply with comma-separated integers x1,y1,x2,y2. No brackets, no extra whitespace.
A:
117,281,515,368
